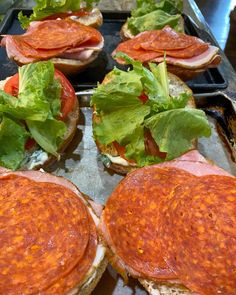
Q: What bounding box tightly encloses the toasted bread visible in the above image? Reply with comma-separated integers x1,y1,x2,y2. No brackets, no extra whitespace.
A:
71,8,103,28
139,279,192,295
93,72,196,175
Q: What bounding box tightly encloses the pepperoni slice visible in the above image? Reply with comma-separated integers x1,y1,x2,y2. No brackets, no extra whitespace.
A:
103,166,195,280
7,19,102,60
160,175,236,295
45,210,97,294
0,175,91,294
114,26,209,63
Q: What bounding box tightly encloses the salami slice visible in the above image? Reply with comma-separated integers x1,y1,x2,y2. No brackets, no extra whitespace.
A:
21,20,101,50
0,175,92,294
160,175,236,295
103,166,195,280
46,211,97,294
1,19,103,62
113,26,210,63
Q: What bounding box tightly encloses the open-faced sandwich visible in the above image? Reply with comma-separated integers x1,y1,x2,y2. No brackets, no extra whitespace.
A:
100,149,236,295
0,61,79,170
121,0,184,40
1,18,104,76
90,53,211,174
0,167,107,294
114,26,221,81
18,0,103,29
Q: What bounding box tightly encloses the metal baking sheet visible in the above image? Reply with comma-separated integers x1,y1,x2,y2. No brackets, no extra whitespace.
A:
0,8,227,92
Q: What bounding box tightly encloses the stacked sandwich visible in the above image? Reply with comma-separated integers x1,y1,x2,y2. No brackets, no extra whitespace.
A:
0,168,107,294
100,150,236,295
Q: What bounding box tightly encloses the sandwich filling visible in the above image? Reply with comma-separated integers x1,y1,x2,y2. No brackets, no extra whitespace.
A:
91,54,211,168
0,170,106,294
1,19,103,65
0,61,77,170
114,26,221,70
100,151,236,294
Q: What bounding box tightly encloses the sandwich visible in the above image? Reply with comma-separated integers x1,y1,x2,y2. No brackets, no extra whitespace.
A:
100,149,236,295
1,18,104,76
114,26,221,81
90,53,211,174
121,0,184,40
0,168,107,294
18,0,103,29
0,60,79,170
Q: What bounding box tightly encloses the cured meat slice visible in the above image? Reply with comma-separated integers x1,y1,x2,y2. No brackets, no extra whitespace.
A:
139,27,209,57
103,166,195,280
156,150,232,177
0,170,104,217
46,211,97,294
0,175,91,294
114,36,162,63
160,175,236,295
1,19,103,63
113,26,220,72
21,20,101,50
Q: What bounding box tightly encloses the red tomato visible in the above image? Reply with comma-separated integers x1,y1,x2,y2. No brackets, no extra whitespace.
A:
3,69,76,120
54,69,76,120
3,69,76,149
113,141,136,164
4,74,19,97
139,92,148,103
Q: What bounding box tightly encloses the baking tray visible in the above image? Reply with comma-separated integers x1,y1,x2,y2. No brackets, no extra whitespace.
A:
0,8,228,92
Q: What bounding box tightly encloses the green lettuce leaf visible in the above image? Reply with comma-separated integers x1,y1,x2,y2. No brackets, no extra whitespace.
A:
92,55,211,167
0,116,29,170
0,61,61,121
19,0,100,29
128,10,183,35
144,108,211,160
0,61,67,166
132,0,183,17
26,119,66,157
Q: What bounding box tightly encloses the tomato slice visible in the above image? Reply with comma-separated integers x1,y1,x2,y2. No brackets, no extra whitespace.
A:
139,92,148,103
3,69,76,120
113,141,136,164
3,69,76,149
4,74,19,97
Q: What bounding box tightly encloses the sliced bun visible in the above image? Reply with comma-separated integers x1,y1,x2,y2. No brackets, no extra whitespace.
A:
93,72,196,175
139,279,192,295
75,257,108,295
71,8,103,28
51,49,102,76
120,22,135,41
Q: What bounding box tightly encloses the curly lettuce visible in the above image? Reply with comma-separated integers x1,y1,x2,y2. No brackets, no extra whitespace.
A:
91,53,211,167
0,61,67,169
19,0,100,29
127,0,184,35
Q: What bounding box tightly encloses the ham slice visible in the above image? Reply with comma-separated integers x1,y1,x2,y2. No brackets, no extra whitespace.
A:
156,149,232,177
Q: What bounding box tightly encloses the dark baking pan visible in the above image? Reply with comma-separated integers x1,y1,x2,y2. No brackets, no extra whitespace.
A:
0,9,227,92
